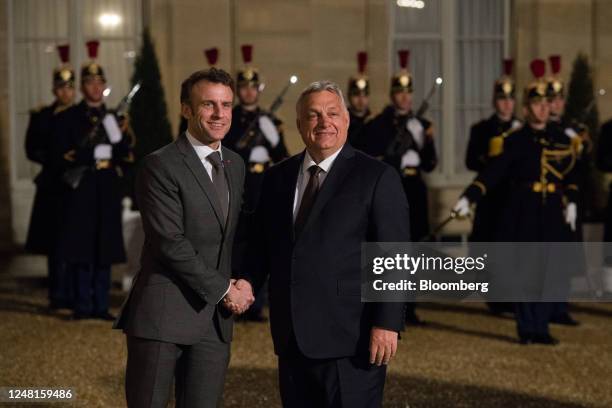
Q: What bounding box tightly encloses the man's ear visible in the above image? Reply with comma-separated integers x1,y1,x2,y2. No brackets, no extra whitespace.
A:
181,103,191,120
295,117,301,132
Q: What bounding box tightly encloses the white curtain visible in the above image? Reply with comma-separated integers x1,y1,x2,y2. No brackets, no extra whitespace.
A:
455,0,506,174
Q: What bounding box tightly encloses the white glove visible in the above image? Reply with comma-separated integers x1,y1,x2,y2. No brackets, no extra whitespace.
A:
94,144,113,160
103,113,123,144
565,202,577,232
453,196,471,217
401,149,421,168
248,145,271,163
406,118,424,149
258,115,280,147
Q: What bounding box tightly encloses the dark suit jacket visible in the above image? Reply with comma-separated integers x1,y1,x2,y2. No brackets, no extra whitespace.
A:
248,144,409,359
114,133,245,345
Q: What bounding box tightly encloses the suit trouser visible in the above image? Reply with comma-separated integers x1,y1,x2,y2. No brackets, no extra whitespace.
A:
278,342,386,408
125,321,230,408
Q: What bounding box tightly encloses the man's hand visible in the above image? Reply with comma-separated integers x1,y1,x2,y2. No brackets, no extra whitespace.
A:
369,327,398,366
223,279,255,315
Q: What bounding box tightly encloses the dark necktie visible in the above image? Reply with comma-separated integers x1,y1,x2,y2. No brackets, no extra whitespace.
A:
207,151,229,223
294,165,323,237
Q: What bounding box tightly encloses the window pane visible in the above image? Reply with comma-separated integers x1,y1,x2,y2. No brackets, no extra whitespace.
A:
394,0,441,34
458,0,505,37
81,0,140,107
13,0,69,39
12,0,70,181
456,40,504,105
455,0,506,175
82,0,140,38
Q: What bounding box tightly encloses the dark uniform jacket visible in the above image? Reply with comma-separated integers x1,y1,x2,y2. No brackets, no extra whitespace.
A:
223,105,289,166
247,144,408,358
347,108,370,150
362,106,437,240
463,123,578,242
51,101,134,264
465,114,521,242
25,101,70,254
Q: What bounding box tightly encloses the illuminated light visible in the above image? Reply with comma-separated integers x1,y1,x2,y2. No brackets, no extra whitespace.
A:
98,13,122,28
599,88,607,96
290,75,298,84
436,77,443,85
124,51,136,59
103,87,111,97
397,0,425,9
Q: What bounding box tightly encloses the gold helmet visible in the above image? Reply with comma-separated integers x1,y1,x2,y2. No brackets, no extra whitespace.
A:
348,51,369,96
53,44,75,88
494,58,515,99
236,44,259,87
391,49,413,93
81,40,105,82
524,59,548,103
547,55,565,98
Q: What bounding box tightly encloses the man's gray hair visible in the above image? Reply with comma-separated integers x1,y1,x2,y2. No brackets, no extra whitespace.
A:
295,80,348,113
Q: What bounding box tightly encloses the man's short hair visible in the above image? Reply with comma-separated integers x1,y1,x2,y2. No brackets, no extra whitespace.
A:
296,80,347,113
180,68,235,106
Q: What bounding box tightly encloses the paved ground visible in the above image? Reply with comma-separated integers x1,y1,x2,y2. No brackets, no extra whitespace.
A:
1,254,611,407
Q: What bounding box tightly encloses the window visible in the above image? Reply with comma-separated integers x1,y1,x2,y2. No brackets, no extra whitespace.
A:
390,0,509,186
9,0,142,241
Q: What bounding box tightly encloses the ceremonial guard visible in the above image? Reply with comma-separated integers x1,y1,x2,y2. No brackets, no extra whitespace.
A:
363,50,437,325
25,44,76,310
346,51,371,149
465,59,521,315
223,44,289,210
53,40,134,320
546,54,588,326
223,44,289,322
453,59,579,345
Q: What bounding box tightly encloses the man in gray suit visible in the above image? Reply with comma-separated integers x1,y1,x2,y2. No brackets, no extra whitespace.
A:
114,68,255,407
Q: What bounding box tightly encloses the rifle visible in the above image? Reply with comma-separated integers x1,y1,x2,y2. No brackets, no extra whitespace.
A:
415,77,443,118
236,75,298,149
116,81,142,117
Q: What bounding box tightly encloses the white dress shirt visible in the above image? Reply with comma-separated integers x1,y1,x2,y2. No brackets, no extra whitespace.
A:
186,131,231,303
186,131,224,181
293,146,344,222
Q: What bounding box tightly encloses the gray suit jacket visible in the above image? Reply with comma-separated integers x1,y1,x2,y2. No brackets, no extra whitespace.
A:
114,133,245,345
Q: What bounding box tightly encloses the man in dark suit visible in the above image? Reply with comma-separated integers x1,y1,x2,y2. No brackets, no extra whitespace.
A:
246,80,409,407
114,68,254,407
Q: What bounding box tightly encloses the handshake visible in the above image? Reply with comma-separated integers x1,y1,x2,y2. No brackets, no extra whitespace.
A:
222,279,255,315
